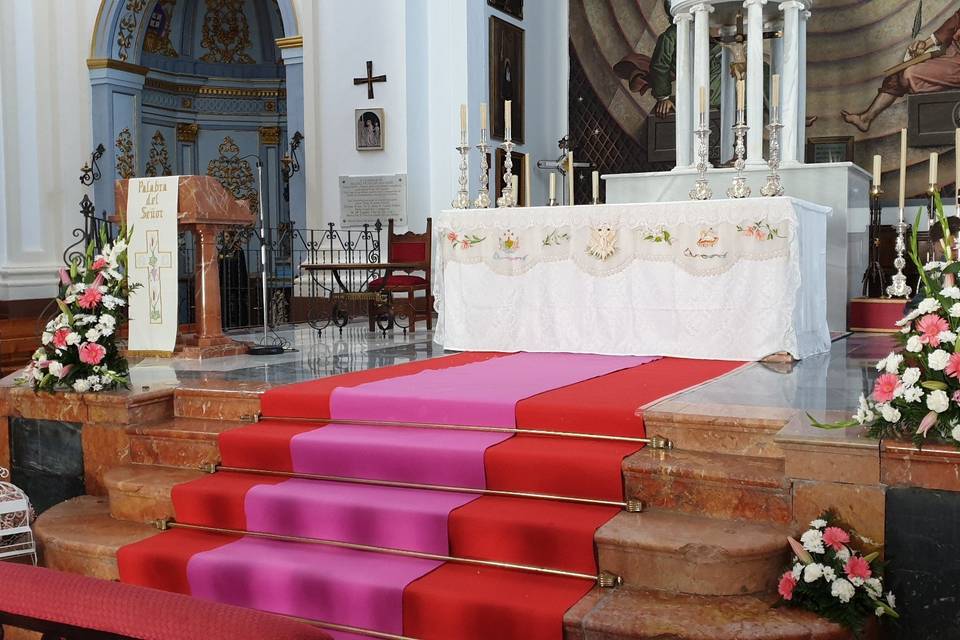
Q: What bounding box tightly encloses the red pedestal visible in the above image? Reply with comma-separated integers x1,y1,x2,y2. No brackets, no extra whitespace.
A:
849,297,907,333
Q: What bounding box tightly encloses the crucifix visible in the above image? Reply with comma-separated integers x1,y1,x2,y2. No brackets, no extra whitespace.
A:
353,60,387,99
134,229,173,324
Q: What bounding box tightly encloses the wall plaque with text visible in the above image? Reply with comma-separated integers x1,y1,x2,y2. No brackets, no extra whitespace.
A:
339,174,406,227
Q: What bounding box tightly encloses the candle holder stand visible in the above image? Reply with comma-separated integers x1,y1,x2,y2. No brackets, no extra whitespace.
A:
689,121,712,201
760,114,785,197
547,197,558,206
474,129,491,209
727,114,751,199
861,185,886,297
497,138,516,207
451,138,471,209
886,206,912,299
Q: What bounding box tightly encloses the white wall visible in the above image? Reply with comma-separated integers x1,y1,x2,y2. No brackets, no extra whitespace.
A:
0,0,100,301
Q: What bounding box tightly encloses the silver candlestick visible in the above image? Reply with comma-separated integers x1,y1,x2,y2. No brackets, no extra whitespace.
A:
727,111,751,198
547,197,558,206
886,207,912,298
451,135,470,209
689,118,712,201
497,137,516,207
474,128,491,208
761,111,785,197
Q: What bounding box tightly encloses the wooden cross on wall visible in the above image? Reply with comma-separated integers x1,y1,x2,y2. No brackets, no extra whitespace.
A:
354,60,387,99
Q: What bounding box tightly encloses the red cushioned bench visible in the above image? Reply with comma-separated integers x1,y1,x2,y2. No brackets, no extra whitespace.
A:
0,562,332,640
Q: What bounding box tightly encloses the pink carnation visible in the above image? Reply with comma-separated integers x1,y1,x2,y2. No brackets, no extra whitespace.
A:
78,342,106,365
844,555,872,581
946,353,960,379
822,526,850,552
917,314,949,347
872,373,901,403
51,327,71,349
91,257,107,271
77,287,103,310
778,571,797,600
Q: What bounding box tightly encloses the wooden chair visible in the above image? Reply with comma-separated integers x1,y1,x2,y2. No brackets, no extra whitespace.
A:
367,218,432,332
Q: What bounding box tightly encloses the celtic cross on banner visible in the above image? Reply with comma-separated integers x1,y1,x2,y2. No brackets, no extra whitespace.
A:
134,230,173,323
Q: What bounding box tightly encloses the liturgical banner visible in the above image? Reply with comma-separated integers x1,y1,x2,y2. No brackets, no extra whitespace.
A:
126,176,180,354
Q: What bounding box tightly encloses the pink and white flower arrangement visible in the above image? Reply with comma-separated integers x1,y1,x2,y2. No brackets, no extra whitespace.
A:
17,228,137,393
813,194,960,448
778,512,897,632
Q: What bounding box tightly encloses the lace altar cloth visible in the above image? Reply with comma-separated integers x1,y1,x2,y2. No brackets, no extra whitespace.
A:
433,197,831,360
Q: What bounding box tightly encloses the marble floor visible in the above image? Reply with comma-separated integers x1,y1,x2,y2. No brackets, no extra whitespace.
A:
121,322,893,418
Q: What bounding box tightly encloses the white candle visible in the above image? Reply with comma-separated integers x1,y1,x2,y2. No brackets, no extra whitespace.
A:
736,80,744,111
511,175,519,204
698,86,706,116
772,74,780,111
592,171,599,202
930,152,939,185
480,102,488,130
549,172,556,201
504,100,512,139
956,128,960,191
873,155,882,187
567,151,575,205
460,104,467,133
524,153,531,207
899,128,907,210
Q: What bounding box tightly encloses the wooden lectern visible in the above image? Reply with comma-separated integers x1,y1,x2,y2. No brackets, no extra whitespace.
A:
115,176,254,358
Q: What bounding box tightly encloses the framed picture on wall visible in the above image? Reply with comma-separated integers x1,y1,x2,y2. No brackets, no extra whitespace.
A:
495,148,526,207
488,0,523,20
805,136,854,164
356,108,384,151
489,16,524,144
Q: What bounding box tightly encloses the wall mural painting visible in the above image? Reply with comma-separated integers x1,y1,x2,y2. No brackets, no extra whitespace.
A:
199,0,256,65
570,0,960,201
144,0,179,58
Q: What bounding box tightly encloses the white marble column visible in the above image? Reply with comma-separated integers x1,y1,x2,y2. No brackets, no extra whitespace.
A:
692,2,714,164
674,11,694,168
797,9,810,160
779,0,804,164
745,0,767,165
719,47,736,164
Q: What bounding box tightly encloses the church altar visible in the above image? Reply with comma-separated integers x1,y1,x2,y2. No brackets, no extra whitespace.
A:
434,197,831,361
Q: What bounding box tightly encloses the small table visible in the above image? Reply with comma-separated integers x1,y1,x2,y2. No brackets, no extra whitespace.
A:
301,262,422,335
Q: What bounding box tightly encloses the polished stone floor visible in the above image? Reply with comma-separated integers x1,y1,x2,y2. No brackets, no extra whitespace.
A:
123,322,894,416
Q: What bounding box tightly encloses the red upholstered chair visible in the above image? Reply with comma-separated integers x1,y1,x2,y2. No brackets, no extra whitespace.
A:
367,218,432,332
0,561,332,640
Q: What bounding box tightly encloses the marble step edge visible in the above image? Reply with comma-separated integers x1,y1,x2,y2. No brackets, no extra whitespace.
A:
564,586,853,640
173,386,264,420
126,415,251,439
623,448,788,489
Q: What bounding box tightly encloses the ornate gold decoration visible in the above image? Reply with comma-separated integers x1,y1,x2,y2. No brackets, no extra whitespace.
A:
115,128,136,179
275,35,303,49
207,136,257,252
199,0,255,65
86,58,149,75
143,77,285,98
144,130,172,177
181,97,193,109
264,100,276,112
143,0,178,57
116,0,149,62
176,122,198,142
259,126,281,146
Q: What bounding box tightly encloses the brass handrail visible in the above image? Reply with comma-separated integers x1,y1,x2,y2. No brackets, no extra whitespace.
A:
286,615,417,640
242,413,673,448
212,464,644,512
157,520,621,587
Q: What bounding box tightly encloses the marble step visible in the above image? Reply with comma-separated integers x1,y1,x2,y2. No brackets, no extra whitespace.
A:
127,416,249,467
642,401,793,459
103,464,205,523
624,448,792,524
32,496,156,580
564,587,852,640
173,385,266,421
596,511,788,596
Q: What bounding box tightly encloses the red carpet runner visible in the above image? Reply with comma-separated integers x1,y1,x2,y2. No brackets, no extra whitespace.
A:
119,352,741,639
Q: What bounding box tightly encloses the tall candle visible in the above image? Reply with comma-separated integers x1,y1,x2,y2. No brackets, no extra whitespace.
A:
592,171,599,202
899,128,907,210
930,152,939,185
511,175,519,204
524,153,531,207
956,128,960,191
736,80,745,111
549,172,556,201
567,151,575,205
873,155,882,187
772,74,780,111
504,100,512,139
480,102,488,130
698,86,706,116
460,104,467,132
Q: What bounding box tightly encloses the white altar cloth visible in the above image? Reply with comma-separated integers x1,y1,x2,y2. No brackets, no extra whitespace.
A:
433,197,831,361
